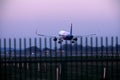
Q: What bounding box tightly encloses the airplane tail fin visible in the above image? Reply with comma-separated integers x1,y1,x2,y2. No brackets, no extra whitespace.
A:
70,23,72,35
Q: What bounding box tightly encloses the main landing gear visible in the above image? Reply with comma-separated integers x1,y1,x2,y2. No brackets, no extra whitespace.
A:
53,37,63,44
53,37,78,44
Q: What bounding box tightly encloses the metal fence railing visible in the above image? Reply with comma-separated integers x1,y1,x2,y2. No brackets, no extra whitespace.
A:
0,37,120,80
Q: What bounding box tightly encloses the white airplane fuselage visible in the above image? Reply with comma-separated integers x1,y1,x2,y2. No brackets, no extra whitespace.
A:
59,30,73,40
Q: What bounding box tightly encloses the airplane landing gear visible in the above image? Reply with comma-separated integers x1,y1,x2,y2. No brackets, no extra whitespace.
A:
58,40,63,44
58,41,62,44
73,38,77,41
53,37,57,41
71,41,75,43
53,37,63,43
71,38,77,43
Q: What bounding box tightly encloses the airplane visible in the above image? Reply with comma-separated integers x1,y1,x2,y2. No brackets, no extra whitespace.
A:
36,23,96,43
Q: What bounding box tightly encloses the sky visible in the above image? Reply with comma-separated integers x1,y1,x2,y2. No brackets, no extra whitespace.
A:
0,0,120,38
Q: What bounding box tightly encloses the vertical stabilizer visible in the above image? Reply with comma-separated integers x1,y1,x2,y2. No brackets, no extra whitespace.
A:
70,23,72,35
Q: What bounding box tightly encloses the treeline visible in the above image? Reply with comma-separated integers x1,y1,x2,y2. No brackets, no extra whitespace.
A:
1,44,120,52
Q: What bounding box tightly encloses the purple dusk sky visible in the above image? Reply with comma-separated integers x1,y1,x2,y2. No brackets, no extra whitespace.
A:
0,0,120,38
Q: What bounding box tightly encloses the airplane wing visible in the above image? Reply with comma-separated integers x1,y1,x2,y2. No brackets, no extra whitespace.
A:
75,34,96,38
35,30,57,38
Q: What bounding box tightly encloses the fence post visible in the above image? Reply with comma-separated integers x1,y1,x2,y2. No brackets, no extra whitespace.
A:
96,37,99,80
115,37,119,80
103,67,106,80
